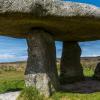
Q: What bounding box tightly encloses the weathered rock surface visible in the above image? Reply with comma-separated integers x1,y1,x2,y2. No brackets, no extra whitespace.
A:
60,41,84,84
0,1,100,41
0,0,100,17
25,30,59,97
94,63,100,79
0,91,20,100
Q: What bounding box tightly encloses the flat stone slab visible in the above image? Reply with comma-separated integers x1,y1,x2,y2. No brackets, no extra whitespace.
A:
0,91,20,100
0,1,100,17
0,1,100,41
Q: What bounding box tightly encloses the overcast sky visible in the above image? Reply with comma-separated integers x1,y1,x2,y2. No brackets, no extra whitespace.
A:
0,0,100,62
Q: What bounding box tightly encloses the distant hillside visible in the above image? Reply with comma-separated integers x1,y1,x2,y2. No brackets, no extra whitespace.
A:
81,56,100,70
0,56,100,64
81,56,100,61
0,61,26,71
0,61,26,64
0,57,100,71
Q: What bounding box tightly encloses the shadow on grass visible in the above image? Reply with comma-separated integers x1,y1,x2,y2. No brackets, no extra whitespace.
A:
0,80,24,94
6,88,23,92
60,76,100,94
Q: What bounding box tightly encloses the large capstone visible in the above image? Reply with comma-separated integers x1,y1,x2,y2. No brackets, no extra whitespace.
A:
0,1,100,41
60,41,84,84
94,63,100,80
25,30,59,97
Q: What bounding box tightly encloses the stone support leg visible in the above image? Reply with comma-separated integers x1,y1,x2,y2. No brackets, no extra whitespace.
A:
94,63,100,80
25,30,59,97
60,41,84,84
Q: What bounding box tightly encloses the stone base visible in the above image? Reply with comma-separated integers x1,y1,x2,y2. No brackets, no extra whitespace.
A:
25,73,55,97
60,41,84,84
25,30,59,97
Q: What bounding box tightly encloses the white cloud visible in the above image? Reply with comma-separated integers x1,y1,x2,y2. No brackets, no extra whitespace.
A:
17,56,28,61
0,54,15,59
90,54,100,57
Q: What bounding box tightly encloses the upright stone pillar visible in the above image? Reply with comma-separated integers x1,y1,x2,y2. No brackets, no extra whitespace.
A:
94,63,100,80
25,30,59,97
60,41,84,84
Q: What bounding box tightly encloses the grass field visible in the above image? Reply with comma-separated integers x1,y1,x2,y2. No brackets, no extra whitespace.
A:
51,92,100,100
83,67,94,77
0,67,100,100
0,71,24,93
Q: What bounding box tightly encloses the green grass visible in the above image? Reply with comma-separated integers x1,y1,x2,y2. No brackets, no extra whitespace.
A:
83,68,94,77
0,67,100,100
17,86,45,100
52,92,100,100
0,80,24,93
17,88,100,100
0,71,24,93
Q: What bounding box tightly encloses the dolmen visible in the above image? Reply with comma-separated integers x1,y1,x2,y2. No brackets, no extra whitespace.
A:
0,0,100,97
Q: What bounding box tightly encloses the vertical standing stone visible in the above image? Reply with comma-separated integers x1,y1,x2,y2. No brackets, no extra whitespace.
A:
25,30,59,97
60,41,84,84
94,63,100,80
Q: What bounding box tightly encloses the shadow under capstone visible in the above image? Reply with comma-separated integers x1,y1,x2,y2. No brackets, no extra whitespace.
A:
60,77,100,94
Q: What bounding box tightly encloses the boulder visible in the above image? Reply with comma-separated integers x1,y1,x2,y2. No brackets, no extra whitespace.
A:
60,41,84,84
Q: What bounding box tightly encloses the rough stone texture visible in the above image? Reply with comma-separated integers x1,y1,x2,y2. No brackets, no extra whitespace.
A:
0,0,100,17
0,91,20,100
0,0,58,14
0,1,100,41
94,63,100,80
25,30,59,97
60,41,84,84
